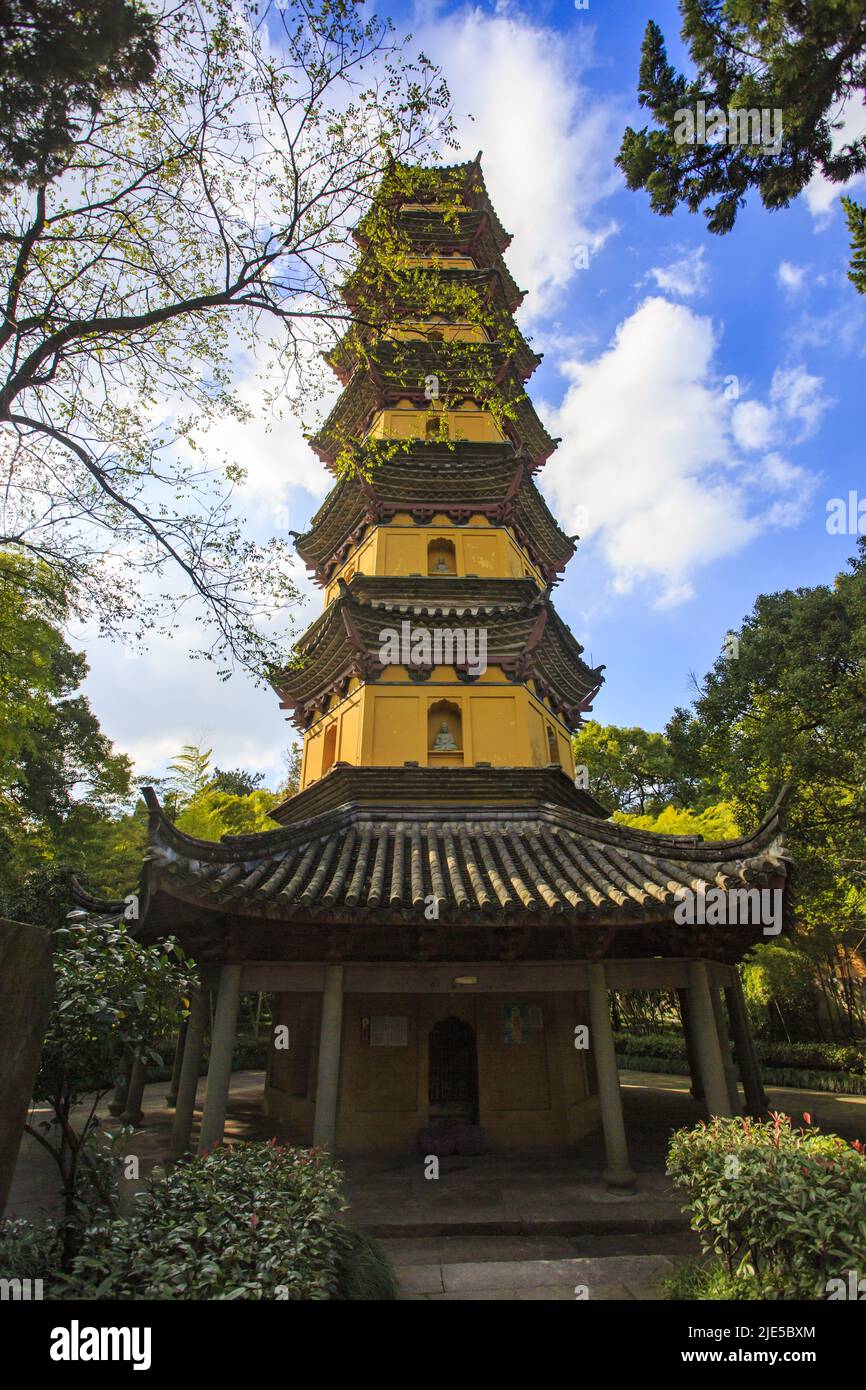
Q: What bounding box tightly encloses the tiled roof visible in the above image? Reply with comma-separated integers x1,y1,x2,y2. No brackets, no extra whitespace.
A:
325,319,540,387
134,775,792,962
274,576,603,728
294,447,575,582
311,351,556,464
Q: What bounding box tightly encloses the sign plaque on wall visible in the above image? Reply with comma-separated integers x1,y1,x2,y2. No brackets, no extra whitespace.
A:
365,1015,409,1047
503,1003,543,1044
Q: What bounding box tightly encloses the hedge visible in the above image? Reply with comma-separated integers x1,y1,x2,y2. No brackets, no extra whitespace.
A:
615,1031,866,1095
666,1115,866,1300
614,1031,866,1075
1,1141,397,1301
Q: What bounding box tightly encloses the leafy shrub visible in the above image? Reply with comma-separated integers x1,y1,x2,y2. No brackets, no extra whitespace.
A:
0,1219,62,1283
615,1030,866,1074
664,1257,764,1301
60,1140,392,1300
667,1115,866,1300
332,1226,398,1300
615,1030,866,1094
616,1050,866,1096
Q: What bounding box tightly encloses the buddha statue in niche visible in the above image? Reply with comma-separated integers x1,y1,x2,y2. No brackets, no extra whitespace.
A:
432,722,458,752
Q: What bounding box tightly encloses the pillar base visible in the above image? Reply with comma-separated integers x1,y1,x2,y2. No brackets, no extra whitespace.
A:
604,1167,637,1190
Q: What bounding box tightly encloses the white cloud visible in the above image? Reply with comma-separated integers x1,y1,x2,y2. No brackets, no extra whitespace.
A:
732,399,775,451
803,95,866,224
542,297,825,608
644,246,709,299
415,6,624,316
777,260,807,291
76,619,303,788
770,364,832,440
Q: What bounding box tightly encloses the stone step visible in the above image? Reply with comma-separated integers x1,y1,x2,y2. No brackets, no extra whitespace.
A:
354,1202,688,1239
381,1228,696,1265
397,1253,679,1301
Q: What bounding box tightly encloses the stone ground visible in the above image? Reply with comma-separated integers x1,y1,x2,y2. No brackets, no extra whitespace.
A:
8,1069,866,1301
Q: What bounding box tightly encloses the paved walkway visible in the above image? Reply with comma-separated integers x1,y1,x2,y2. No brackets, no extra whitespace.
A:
8,1067,865,1300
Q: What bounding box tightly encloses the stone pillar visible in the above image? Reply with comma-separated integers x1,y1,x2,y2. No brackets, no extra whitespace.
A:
171,989,208,1157
725,976,768,1117
709,975,741,1114
108,1055,133,1117
686,960,734,1118
120,1054,147,1124
677,987,704,1101
165,1017,189,1107
197,965,242,1155
313,965,344,1150
587,961,636,1189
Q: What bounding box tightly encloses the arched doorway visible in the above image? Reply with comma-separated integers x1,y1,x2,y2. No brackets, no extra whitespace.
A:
428,1017,478,1125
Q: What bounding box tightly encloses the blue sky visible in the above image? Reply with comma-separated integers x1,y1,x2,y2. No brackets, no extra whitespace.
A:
77,0,866,786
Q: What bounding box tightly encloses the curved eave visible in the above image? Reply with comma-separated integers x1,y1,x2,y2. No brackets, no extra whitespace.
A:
273,583,604,727
135,782,793,956
293,458,576,584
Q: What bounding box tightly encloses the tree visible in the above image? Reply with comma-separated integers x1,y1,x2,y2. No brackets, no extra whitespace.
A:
210,766,265,797
175,785,280,840
165,743,213,811
0,0,159,190
25,915,192,1267
617,800,740,840
278,742,303,798
572,720,681,815
0,0,462,674
843,194,866,293
0,549,132,902
681,539,866,913
617,3,866,283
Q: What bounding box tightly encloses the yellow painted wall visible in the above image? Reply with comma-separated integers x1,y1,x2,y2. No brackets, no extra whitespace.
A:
367,406,505,444
263,989,601,1152
325,522,543,600
301,682,574,787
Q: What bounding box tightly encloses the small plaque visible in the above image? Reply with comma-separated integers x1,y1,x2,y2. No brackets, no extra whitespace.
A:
504,1003,528,1045
369,1015,408,1047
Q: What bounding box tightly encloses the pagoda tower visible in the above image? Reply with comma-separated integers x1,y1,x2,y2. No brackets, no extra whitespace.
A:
130,158,790,1178
281,155,604,791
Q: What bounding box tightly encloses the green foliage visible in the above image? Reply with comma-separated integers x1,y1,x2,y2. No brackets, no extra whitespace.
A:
27,916,193,1256
166,744,214,811
617,2,866,285
331,1226,399,1301
617,801,740,840
0,1218,61,1282
842,195,866,293
664,1257,764,1301
0,1,459,672
60,1141,381,1301
572,720,683,815
36,920,191,1106
678,540,866,923
667,1115,866,1299
277,743,303,799
175,786,280,841
210,766,265,797
0,551,133,904
615,1029,866,1092
741,940,820,1028
0,0,159,189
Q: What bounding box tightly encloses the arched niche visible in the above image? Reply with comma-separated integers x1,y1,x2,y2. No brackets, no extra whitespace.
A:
546,724,559,766
322,722,338,775
428,699,462,761
427,537,456,575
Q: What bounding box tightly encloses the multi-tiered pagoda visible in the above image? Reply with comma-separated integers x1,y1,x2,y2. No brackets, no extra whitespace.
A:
134,158,789,1183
